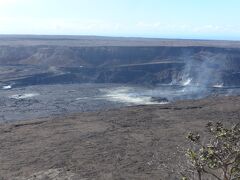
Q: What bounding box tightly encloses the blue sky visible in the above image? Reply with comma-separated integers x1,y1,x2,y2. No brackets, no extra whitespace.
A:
0,0,239,40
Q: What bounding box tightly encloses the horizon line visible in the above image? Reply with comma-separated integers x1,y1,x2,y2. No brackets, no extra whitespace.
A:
0,33,240,42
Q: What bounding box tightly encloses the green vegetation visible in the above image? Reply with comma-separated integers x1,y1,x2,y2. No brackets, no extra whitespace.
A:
181,122,240,180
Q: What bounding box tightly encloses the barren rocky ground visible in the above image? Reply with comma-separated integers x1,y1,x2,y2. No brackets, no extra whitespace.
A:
1,35,240,179
0,96,239,180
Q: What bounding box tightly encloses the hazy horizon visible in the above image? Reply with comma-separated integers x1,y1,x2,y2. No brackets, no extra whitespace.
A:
0,34,240,42
0,0,240,40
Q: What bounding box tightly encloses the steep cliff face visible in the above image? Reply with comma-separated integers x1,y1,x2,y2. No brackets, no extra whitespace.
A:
0,45,240,86
0,46,239,67
0,46,185,66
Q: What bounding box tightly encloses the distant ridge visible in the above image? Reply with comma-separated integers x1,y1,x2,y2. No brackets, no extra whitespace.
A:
0,35,240,48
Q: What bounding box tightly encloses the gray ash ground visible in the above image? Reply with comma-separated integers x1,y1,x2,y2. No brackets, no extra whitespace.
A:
1,83,240,122
0,96,239,179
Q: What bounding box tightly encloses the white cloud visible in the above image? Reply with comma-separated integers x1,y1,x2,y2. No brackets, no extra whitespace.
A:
135,21,240,35
0,17,127,34
0,16,239,38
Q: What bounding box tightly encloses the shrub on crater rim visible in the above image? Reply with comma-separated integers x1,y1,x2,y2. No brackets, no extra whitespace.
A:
181,122,240,180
